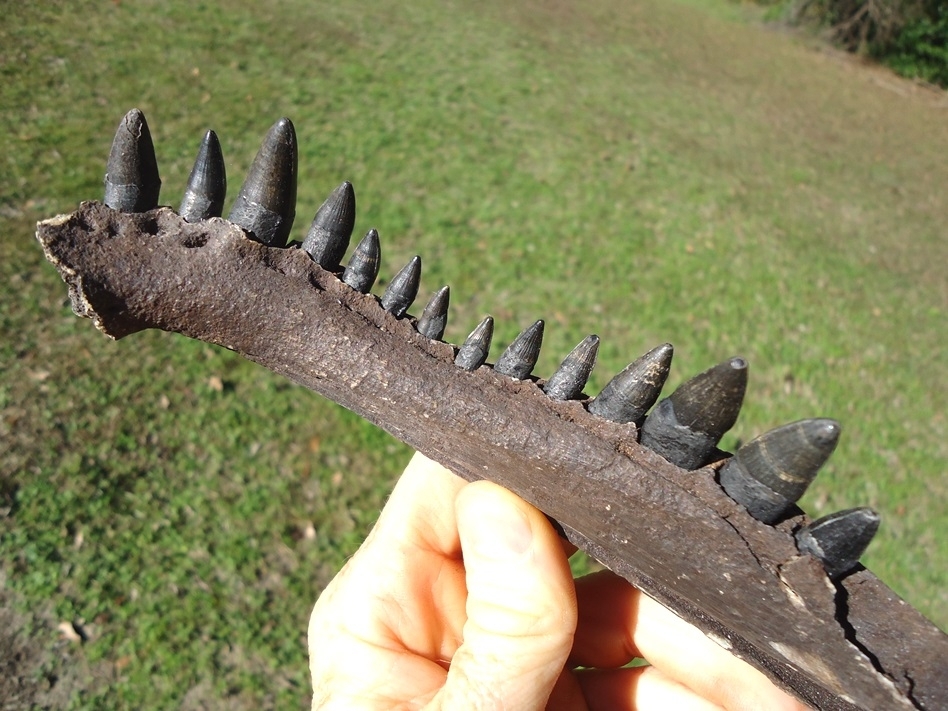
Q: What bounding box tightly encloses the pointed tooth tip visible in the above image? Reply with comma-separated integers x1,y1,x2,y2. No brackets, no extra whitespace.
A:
104,108,161,212
587,342,672,424
719,418,841,523
644,342,674,366
124,107,145,124
544,334,600,400
494,319,544,379
227,116,297,246
341,228,382,293
455,315,495,371
670,355,748,411
417,285,451,340
807,418,841,446
797,507,881,578
263,116,297,148
639,353,744,468
179,127,226,222
380,256,422,317
303,179,356,267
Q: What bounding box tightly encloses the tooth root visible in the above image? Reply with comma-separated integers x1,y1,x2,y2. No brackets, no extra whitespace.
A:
380,256,421,318
103,108,161,212
544,335,600,400
494,320,544,380
796,507,880,579
179,130,226,222
302,181,356,269
416,286,450,340
455,316,494,371
227,117,297,248
639,356,748,470
341,229,381,293
587,343,673,423
720,418,841,524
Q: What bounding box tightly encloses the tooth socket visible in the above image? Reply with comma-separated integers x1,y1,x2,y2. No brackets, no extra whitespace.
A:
342,229,381,293
544,335,599,400
104,108,161,212
179,129,226,222
381,256,421,318
228,117,297,248
587,343,673,423
639,356,747,470
719,418,841,524
494,320,544,380
455,316,493,371
416,286,450,340
796,507,880,579
302,181,356,270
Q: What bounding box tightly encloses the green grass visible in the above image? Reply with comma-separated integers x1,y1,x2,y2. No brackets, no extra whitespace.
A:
1,0,945,706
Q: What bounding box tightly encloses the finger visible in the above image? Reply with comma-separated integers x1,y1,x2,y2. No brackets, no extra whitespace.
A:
432,480,577,710
578,665,722,711
546,668,590,711
633,594,808,711
310,453,469,673
572,571,808,710
368,451,467,558
571,569,644,667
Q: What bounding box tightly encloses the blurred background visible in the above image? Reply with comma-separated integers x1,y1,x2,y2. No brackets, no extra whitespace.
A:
1,0,945,707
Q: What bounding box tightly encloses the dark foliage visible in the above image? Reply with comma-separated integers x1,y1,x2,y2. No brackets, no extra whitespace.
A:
879,6,948,85
761,1,948,86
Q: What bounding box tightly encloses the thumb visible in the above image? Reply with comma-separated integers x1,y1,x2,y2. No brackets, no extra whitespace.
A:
433,481,577,710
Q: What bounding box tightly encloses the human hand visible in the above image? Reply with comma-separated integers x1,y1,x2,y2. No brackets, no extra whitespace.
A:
308,452,809,710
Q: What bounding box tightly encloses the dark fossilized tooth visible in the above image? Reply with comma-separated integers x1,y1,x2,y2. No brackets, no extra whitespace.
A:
455,316,494,371
341,229,381,293
179,129,226,222
103,108,161,212
416,286,450,340
227,117,297,248
796,507,880,579
544,335,600,400
380,256,421,318
587,343,673,423
494,320,545,380
719,418,841,524
302,181,356,269
639,356,748,470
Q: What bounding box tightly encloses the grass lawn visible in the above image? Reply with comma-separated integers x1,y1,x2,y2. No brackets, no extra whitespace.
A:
1,0,945,706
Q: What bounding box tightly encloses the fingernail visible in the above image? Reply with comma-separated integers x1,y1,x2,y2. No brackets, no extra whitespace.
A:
639,356,747,470
381,256,421,318
416,285,450,340
228,117,297,248
179,129,226,222
342,228,381,293
544,335,599,400
720,418,841,524
104,108,161,212
302,180,356,270
456,316,494,370
587,342,673,423
494,320,544,380
796,507,880,579
466,500,534,560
